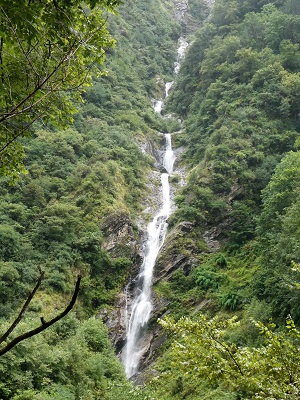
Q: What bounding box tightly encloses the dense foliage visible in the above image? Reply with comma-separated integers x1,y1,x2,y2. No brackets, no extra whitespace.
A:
142,0,300,398
164,0,300,321
0,0,123,179
152,315,300,399
2,0,300,398
0,0,181,398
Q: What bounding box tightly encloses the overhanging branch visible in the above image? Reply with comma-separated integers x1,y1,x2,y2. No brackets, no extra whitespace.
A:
0,269,45,345
0,275,81,357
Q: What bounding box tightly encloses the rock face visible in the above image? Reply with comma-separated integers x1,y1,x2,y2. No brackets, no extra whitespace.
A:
100,137,163,357
141,138,161,166
205,0,215,7
173,0,188,23
100,211,144,352
101,211,139,260
102,292,128,353
172,0,215,34
154,221,199,282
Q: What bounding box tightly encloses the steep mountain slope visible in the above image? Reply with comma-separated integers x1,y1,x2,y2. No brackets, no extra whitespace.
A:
136,0,300,398
0,1,187,398
1,0,300,399
163,0,300,320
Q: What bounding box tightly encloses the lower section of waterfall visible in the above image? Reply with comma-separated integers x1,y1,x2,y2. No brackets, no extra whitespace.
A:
121,133,175,378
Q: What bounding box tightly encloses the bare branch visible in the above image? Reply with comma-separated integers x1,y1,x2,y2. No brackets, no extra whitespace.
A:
6,18,39,78
210,334,244,376
0,6,110,160
0,44,76,123
0,14,108,122
0,269,45,345
0,275,81,357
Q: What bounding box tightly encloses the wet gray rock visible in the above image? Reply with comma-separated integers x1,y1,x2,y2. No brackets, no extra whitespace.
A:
101,292,128,353
141,138,161,164
174,0,188,23
154,221,200,282
203,229,221,252
101,211,139,260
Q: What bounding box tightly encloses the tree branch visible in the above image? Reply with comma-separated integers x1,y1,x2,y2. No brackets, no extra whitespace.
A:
211,335,244,376
0,269,45,345
0,275,81,357
0,19,107,125
0,111,44,155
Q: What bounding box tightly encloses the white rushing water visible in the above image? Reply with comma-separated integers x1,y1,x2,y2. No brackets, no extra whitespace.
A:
152,99,164,114
152,37,188,111
174,38,188,74
122,35,189,379
165,81,173,98
122,133,174,378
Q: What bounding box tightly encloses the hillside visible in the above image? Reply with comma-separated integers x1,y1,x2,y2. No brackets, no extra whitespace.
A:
141,0,300,398
0,0,184,398
1,0,300,399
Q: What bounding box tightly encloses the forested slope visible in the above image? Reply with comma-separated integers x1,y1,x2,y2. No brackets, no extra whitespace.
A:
2,0,300,399
0,0,182,398
139,0,300,398
165,0,300,319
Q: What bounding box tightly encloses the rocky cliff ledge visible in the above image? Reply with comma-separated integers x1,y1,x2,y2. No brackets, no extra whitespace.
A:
101,211,139,261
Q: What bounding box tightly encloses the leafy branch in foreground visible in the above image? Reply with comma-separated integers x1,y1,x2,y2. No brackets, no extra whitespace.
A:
159,314,300,399
0,0,121,179
0,271,81,357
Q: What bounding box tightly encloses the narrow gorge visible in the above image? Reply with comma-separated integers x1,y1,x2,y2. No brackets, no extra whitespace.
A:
101,0,216,380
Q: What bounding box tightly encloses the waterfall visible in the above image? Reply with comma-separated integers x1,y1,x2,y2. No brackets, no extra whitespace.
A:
152,100,164,114
174,38,188,74
165,82,173,98
152,38,188,112
122,35,188,379
122,132,174,378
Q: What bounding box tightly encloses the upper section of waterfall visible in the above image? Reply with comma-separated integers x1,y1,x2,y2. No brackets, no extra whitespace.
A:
165,82,173,98
152,99,164,114
163,134,176,174
174,37,189,74
152,36,188,110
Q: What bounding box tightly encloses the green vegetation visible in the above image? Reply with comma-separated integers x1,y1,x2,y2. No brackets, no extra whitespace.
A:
0,0,181,398
163,0,300,322
139,0,300,398
2,0,300,398
152,315,300,400
0,0,122,180
0,317,127,400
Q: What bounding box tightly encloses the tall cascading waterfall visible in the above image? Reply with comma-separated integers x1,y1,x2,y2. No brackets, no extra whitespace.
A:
121,36,188,379
122,132,175,378
152,37,188,113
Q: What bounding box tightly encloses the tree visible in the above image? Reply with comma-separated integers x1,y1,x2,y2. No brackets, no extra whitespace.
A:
258,151,300,235
252,151,300,319
158,314,300,399
0,0,121,179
